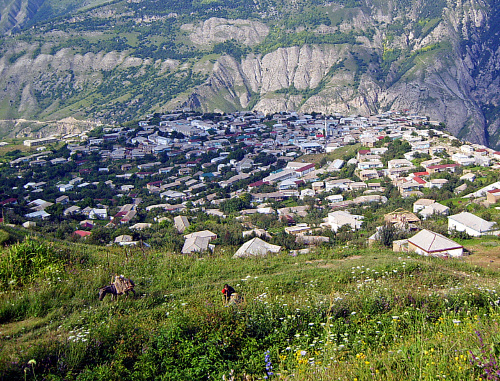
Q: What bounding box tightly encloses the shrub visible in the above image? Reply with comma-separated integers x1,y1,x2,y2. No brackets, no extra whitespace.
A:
377,224,406,247
449,229,472,240
0,237,63,287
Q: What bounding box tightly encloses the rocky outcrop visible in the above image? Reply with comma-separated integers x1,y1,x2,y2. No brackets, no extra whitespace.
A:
181,18,269,46
0,117,98,139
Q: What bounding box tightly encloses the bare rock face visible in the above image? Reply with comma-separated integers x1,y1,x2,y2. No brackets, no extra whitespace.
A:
256,46,341,92
18,84,38,115
181,18,269,46
189,46,345,111
253,96,304,115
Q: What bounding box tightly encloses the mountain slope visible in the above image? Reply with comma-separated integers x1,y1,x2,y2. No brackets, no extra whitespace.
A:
1,0,500,147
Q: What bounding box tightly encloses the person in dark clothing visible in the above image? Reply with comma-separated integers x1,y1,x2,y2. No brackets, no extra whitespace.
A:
222,284,236,303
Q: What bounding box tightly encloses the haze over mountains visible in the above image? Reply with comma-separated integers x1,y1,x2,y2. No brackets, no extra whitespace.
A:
1,0,500,148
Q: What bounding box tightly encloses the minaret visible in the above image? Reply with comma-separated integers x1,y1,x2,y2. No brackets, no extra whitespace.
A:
324,116,328,151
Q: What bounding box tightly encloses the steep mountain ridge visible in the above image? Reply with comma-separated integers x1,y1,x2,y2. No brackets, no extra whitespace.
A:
1,0,500,147
0,0,44,33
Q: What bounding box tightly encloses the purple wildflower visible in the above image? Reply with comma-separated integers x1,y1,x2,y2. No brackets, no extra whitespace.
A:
264,350,274,379
469,330,500,380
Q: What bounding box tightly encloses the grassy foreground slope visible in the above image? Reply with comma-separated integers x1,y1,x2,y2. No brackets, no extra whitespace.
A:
1,234,500,380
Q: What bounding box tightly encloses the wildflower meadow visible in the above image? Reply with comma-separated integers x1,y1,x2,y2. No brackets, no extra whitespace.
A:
1,236,500,380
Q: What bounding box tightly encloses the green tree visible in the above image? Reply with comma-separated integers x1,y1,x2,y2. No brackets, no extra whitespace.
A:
220,193,251,213
378,224,398,247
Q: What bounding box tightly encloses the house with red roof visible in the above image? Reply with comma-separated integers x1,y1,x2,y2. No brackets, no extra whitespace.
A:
413,176,427,185
412,171,430,178
357,149,371,160
427,163,460,174
487,189,500,204
74,230,91,238
0,198,17,206
295,163,316,177
147,180,163,190
248,180,270,190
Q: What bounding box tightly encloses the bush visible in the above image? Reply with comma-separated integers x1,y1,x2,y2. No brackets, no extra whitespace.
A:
0,230,10,245
377,224,406,247
0,237,63,287
449,229,472,240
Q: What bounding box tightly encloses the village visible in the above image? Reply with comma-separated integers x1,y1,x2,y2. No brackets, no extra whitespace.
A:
2,109,500,257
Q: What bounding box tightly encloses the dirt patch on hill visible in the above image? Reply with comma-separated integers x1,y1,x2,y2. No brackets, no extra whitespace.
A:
304,255,365,269
463,241,500,271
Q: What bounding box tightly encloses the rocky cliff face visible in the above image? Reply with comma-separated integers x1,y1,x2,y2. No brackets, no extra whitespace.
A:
181,18,269,46
1,0,500,147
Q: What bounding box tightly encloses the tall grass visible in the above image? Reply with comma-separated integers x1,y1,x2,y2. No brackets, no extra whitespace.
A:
1,238,500,380
0,237,64,288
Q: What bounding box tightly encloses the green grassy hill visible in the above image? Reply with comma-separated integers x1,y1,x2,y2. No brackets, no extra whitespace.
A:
1,231,500,380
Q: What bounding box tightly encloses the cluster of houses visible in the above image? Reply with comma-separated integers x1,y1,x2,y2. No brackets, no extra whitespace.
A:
2,110,499,255
385,206,499,257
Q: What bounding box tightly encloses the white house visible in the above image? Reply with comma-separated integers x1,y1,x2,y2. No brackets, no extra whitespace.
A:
408,229,464,257
451,153,475,166
413,199,435,213
174,216,190,233
387,159,414,169
25,210,50,219
325,211,364,232
257,206,274,214
460,145,474,154
418,203,450,219
326,194,344,204
460,173,476,182
114,235,137,246
89,208,108,220
233,237,281,258
475,155,491,167
278,179,298,190
161,190,187,200
299,188,315,200
184,230,218,241
426,178,449,189
357,160,383,170
182,236,214,254
58,184,74,192
448,212,498,236
325,180,351,192
263,169,297,184
63,205,81,216
327,159,344,171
